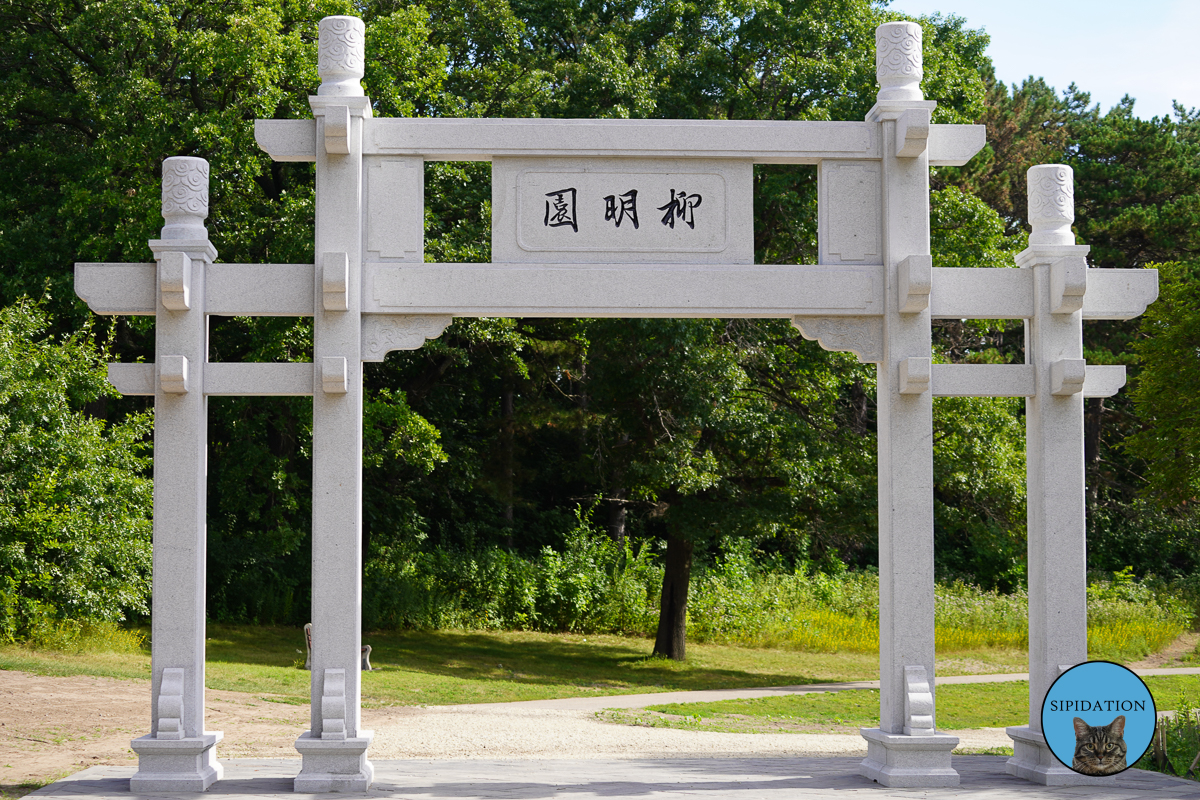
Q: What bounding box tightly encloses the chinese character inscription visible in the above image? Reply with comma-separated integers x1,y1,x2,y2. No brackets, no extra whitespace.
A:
498,160,750,262
541,187,704,234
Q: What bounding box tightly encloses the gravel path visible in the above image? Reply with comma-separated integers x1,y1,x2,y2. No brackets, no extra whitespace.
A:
367,704,1016,760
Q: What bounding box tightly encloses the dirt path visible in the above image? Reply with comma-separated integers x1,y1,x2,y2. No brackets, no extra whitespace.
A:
0,671,310,792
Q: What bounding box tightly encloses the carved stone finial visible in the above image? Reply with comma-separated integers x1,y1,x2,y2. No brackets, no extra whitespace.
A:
160,157,208,240
876,22,923,102
1027,164,1075,246
317,16,365,97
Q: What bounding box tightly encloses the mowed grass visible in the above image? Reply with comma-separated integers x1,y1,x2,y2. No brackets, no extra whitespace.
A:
627,675,1200,734
0,624,1187,713
0,625,886,706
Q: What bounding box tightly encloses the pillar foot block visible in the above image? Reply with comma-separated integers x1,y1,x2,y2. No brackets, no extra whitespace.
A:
294,730,374,792
129,732,222,792
858,728,960,787
1006,725,1117,786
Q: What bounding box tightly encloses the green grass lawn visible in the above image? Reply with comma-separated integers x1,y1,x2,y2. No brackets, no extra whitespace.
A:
0,624,1187,721
0,625,901,706
623,675,1200,735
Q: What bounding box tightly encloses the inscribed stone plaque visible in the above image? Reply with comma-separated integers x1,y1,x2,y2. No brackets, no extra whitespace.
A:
818,160,881,265
364,156,423,262
492,158,753,264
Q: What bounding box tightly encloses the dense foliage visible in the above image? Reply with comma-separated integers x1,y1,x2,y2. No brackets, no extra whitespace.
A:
0,300,153,640
1,0,1197,644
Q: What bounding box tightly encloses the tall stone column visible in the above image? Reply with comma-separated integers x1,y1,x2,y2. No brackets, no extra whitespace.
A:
858,21,960,788
294,14,374,792
129,157,223,792
1006,166,1104,785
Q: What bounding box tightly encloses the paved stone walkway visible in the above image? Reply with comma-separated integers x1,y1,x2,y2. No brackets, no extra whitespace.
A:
33,757,1200,799
488,666,1200,711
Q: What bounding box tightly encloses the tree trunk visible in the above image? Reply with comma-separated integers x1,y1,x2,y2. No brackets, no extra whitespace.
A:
652,536,693,661
501,366,515,549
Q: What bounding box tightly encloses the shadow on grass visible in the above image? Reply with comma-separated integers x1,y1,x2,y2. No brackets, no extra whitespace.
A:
202,625,834,697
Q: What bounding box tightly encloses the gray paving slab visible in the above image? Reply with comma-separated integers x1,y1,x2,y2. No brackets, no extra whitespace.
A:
31,757,1200,800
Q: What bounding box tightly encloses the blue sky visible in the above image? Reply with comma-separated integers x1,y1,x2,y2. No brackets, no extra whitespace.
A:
889,0,1200,119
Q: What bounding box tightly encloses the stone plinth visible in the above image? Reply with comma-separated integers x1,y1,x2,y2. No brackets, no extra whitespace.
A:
129,732,222,792
1006,725,1117,786
859,729,960,788
294,731,375,792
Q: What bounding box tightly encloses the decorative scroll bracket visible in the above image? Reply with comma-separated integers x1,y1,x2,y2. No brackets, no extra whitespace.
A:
319,668,347,740
903,665,936,736
322,252,349,311
158,251,192,311
899,357,931,395
895,109,930,158
160,355,189,394
791,316,884,364
156,668,186,740
898,254,932,313
1051,255,1087,314
1051,358,1087,396
361,315,453,361
321,356,348,394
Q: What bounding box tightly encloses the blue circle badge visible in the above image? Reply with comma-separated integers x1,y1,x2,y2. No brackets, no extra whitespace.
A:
1041,661,1156,776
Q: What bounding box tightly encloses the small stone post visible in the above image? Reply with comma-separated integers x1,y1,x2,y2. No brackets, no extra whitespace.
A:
857,21,960,788
129,157,223,792
293,15,375,792
1006,166,1106,785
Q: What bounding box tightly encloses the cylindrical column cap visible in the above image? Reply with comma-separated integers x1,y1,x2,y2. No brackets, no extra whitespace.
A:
1027,164,1075,246
876,22,923,102
160,156,209,240
317,16,366,97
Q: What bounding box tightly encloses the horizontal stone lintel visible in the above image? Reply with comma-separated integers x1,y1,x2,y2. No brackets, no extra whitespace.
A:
931,364,1125,398
107,362,314,396
929,267,1157,321
255,118,985,166
77,262,1156,321
367,263,884,318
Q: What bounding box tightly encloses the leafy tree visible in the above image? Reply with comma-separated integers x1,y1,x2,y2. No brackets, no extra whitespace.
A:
1128,262,1200,507
0,298,153,640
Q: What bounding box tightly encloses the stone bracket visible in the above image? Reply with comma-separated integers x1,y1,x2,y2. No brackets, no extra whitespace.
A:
322,251,350,311
897,254,931,313
895,109,930,158
1051,255,1087,314
792,316,883,364
155,667,186,740
899,357,931,395
1051,358,1086,396
160,355,189,394
320,668,348,740
324,105,351,154
362,315,453,361
321,356,348,394
158,252,191,311
903,665,935,735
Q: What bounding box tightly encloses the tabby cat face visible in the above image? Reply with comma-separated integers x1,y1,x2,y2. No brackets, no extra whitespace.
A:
1071,715,1128,776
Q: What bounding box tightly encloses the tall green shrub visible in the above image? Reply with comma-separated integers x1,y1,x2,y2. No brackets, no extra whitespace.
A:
0,299,153,640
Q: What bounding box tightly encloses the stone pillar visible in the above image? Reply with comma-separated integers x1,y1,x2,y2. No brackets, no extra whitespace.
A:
858,21,960,788
294,15,374,792
1006,166,1106,785
129,157,223,792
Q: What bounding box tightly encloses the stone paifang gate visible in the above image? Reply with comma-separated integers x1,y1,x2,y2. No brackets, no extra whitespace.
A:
74,16,1158,794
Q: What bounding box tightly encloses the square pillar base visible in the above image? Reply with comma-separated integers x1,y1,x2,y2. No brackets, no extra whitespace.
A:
859,728,960,787
1006,725,1117,786
129,732,222,792
294,730,374,792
